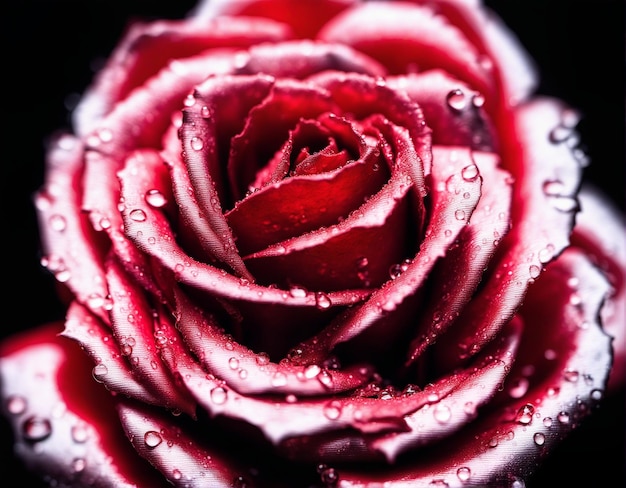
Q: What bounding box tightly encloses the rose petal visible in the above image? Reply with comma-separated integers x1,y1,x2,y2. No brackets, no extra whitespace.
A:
238,39,387,80
117,399,247,487
173,287,374,396
406,147,512,364
435,97,583,368
337,248,612,487
0,322,168,487
424,0,538,107
105,259,196,415
293,142,482,366
74,16,292,135
226,115,387,256
35,135,109,322
243,167,414,291
388,70,495,151
62,301,164,405
191,0,357,38
571,184,626,391
226,78,338,200
318,2,493,96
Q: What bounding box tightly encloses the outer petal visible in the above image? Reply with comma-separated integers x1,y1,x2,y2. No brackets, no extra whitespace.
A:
73,16,292,135
571,184,626,391
190,0,357,38
0,323,168,487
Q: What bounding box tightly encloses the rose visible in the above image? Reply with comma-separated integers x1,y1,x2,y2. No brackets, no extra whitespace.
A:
1,1,624,487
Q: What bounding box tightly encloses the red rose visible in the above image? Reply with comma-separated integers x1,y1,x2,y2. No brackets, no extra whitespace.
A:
2,1,624,487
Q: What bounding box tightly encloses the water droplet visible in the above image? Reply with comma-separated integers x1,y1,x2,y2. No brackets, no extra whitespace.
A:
184,94,196,107
317,370,334,388
461,164,479,181
49,214,67,232
323,400,342,420
92,363,108,382
315,292,332,309
317,463,339,486
227,357,240,370
22,416,52,442
563,369,579,382
514,403,535,424
549,125,573,144
446,88,467,111
256,352,270,366
454,209,466,220
457,466,471,482
210,386,228,405
71,423,89,443
145,189,167,208
129,209,147,222
304,364,321,379
201,106,212,118
433,404,452,423
533,432,545,446
557,411,570,423
6,395,27,415
590,389,603,401
190,136,204,151
289,286,308,298
172,468,182,480
543,416,553,427
472,93,485,108
508,377,529,399
144,430,163,448
529,265,541,279
271,372,288,387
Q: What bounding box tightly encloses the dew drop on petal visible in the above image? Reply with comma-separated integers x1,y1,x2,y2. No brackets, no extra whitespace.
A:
514,403,535,424
190,136,204,151
457,466,471,482
323,400,342,420
6,395,27,415
228,357,240,370
557,411,570,424
71,423,90,443
144,430,163,448
22,416,52,442
49,214,67,232
433,404,452,423
461,164,479,181
315,292,332,309
72,457,86,473
92,363,108,383
129,209,147,222
145,189,167,208
210,386,228,405
446,88,467,111
533,432,545,446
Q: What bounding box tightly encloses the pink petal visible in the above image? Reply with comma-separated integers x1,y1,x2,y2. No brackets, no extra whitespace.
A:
35,135,109,323
0,322,168,487
74,16,292,135
293,140,482,365
318,2,493,96
388,70,495,150
571,184,626,392
434,97,583,368
117,399,247,486
337,249,613,487
173,287,374,396
191,0,357,38
406,147,512,365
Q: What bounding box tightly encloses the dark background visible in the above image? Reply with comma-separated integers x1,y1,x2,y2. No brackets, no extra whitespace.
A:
1,1,624,486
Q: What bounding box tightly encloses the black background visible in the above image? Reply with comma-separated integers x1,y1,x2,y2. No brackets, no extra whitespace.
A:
1,1,624,486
